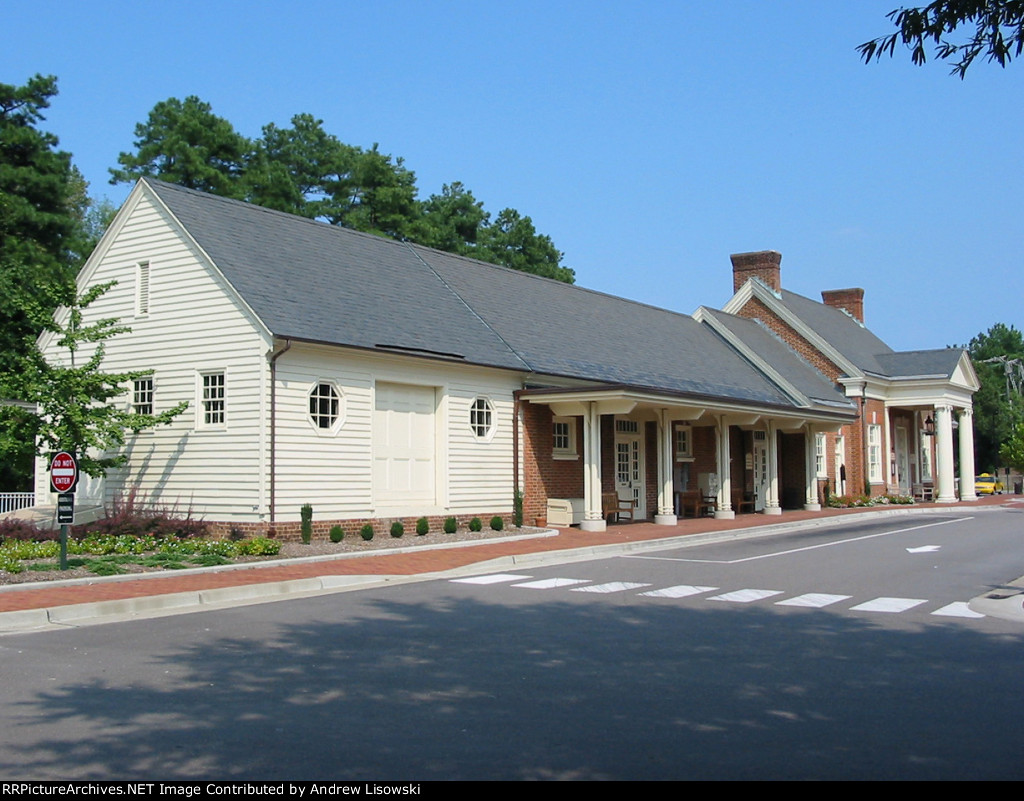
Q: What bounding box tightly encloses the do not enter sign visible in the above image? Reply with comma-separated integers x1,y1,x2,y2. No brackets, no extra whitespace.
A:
50,451,79,494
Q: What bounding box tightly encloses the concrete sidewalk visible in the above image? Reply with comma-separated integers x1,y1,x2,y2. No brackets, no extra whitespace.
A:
0,495,1018,632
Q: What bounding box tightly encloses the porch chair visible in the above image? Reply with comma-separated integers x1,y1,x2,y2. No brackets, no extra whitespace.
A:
678,490,704,518
913,483,934,502
732,489,756,514
602,490,637,523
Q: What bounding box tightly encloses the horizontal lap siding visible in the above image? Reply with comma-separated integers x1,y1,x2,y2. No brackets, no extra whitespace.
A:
37,193,270,522
272,346,520,521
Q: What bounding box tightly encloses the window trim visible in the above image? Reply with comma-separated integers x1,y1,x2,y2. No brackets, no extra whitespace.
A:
469,396,495,440
198,371,226,429
133,377,154,416
552,416,578,459
308,380,344,434
867,424,882,484
815,432,827,478
675,424,693,462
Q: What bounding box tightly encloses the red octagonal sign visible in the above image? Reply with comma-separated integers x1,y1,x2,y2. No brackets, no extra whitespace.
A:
50,451,78,494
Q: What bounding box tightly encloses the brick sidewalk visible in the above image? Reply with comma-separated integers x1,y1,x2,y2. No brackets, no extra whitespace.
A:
0,496,1013,615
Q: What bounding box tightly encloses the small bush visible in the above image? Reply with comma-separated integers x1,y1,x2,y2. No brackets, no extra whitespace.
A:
390,520,404,538
329,525,344,543
443,516,457,534
513,490,524,528
300,503,313,544
360,523,374,541
416,517,429,536
490,516,504,531
228,527,246,542
469,517,482,532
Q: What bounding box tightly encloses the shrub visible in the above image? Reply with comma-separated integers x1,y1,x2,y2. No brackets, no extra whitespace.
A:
74,487,207,540
390,520,404,538
469,517,482,532
360,523,374,541
490,516,504,531
416,517,429,536
513,490,524,528
300,503,313,544
443,516,457,534
329,525,344,543
0,517,53,543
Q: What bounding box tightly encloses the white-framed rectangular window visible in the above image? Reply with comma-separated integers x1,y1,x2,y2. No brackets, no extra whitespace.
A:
133,378,153,416
200,371,226,427
675,425,692,460
868,424,882,483
815,432,827,477
552,416,577,459
136,261,150,317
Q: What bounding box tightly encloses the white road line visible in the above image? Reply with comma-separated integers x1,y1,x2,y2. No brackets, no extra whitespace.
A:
775,593,851,608
849,597,927,613
623,517,973,565
932,602,985,618
512,578,591,589
570,581,651,594
707,588,784,603
450,573,533,584
640,585,718,598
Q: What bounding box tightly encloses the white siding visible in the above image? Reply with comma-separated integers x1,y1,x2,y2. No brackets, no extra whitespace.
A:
273,345,520,521
36,189,271,522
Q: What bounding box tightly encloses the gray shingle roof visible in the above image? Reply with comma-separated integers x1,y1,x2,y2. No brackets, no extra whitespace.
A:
873,349,964,379
143,180,844,410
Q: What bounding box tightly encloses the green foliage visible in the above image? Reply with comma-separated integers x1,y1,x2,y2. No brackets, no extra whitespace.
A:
513,490,524,528
859,1,1024,78
416,516,429,536
1000,421,1024,472
390,520,404,538
329,524,344,543
300,503,313,544
443,516,457,534
360,523,374,541
964,323,1024,471
489,515,504,531
111,96,574,283
0,283,188,478
110,96,250,196
469,517,482,532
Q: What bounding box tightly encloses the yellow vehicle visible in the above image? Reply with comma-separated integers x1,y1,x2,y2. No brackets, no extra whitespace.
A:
975,473,1004,495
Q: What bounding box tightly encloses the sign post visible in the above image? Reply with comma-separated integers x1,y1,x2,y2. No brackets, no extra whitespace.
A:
49,451,78,570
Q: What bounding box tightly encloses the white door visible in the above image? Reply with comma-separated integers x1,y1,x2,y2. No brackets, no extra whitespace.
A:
615,420,645,519
895,426,910,495
753,431,768,511
373,382,436,505
834,435,846,496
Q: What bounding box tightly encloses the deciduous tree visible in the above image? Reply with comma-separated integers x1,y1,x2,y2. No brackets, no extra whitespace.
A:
859,1,1024,77
963,323,1024,470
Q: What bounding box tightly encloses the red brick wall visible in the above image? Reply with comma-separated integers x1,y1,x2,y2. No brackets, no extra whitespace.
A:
521,401,584,523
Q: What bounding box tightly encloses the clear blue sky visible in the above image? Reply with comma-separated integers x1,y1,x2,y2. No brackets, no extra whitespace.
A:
5,0,1021,352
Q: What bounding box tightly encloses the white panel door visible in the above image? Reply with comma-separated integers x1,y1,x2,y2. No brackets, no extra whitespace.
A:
373,382,436,504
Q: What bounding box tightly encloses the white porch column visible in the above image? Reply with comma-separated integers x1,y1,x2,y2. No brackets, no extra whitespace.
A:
934,404,957,503
715,415,735,519
883,405,894,493
655,409,676,525
581,401,606,531
765,421,782,515
804,426,821,511
958,408,978,501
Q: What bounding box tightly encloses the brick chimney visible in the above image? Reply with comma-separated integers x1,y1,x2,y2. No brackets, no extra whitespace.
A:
821,288,865,323
731,250,782,294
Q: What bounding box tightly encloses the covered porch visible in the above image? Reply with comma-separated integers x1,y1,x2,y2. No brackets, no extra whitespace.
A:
520,386,854,532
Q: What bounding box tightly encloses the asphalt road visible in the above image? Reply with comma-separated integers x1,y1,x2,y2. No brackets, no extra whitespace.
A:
2,509,1022,780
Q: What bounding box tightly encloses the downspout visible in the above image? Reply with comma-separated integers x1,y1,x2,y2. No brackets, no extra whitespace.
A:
513,388,523,514
268,338,292,532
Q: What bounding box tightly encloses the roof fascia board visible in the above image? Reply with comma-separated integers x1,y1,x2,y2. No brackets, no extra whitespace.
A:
141,178,274,342
725,279,864,380
693,306,811,407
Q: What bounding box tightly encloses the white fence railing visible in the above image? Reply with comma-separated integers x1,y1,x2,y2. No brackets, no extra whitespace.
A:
0,492,36,514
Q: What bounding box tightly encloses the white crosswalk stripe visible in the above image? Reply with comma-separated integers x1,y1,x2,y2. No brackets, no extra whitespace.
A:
931,602,985,618
449,574,986,620
640,585,718,598
571,581,651,594
511,578,591,589
776,593,851,608
849,597,927,613
708,589,784,603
